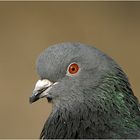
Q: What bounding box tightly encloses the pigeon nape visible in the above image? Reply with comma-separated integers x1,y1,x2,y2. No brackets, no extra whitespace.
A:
30,42,140,139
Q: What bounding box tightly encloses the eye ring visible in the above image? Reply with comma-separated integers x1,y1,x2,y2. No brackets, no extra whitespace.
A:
67,62,80,75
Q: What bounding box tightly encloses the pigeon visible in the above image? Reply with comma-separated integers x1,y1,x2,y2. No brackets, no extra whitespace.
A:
29,42,140,139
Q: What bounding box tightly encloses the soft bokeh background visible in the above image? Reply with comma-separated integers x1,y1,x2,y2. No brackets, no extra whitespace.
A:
0,1,140,138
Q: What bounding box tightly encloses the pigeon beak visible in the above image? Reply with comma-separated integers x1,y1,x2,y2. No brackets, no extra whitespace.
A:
29,79,53,103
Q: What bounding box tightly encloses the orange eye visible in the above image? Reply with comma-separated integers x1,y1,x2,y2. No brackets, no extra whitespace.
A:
68,63,79,74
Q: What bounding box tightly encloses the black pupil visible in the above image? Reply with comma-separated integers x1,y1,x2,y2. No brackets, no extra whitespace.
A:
72,67,75,71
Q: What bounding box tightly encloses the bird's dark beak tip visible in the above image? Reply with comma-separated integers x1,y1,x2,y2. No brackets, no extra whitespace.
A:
29,95,38,104
29,90,42,104
29,97,34,104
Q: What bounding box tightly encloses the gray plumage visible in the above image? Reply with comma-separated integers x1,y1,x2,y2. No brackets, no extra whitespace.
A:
30,42,140,139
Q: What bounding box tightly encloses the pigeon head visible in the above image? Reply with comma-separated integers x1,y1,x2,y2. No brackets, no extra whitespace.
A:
30,42,140,139
30,42,119,107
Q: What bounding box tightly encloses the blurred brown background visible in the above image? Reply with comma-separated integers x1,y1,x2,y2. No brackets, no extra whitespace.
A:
0,1,140,138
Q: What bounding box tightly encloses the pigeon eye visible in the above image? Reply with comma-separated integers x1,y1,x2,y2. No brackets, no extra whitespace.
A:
68,63,79,74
